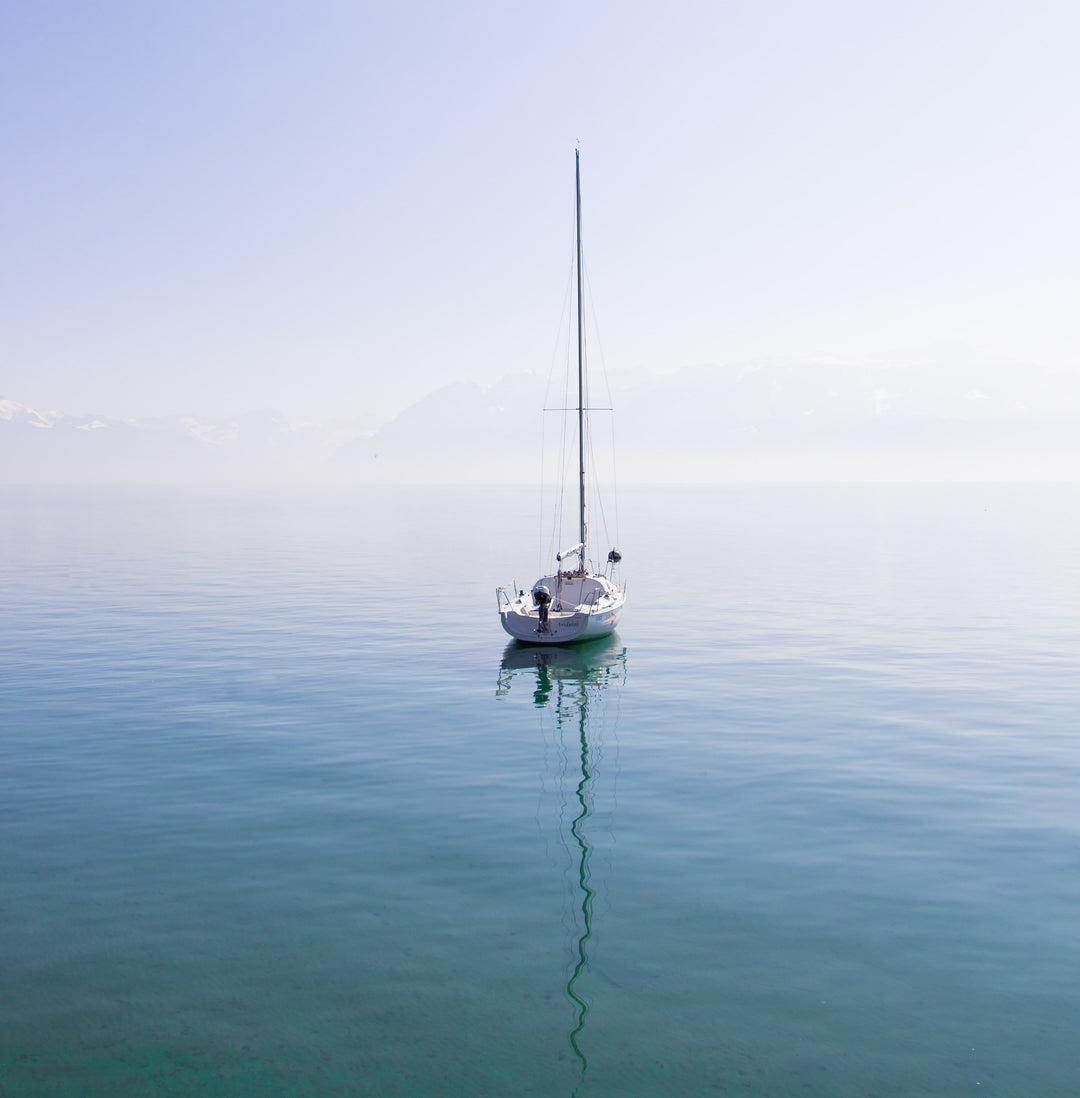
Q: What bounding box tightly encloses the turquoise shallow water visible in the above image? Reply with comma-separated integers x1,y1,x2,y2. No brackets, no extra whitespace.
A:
2,483,1079,1096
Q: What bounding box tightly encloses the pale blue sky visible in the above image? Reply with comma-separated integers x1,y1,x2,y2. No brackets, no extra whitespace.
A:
4,0,1079,422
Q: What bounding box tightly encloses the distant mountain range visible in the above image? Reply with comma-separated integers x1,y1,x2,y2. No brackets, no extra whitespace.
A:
0,400,367,484
5,358,1080,484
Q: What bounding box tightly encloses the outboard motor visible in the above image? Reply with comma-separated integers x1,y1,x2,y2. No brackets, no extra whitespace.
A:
532,583,552,630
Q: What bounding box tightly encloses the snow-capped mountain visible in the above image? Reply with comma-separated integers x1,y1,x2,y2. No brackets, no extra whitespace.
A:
0,400,372,484
4,355,1080,484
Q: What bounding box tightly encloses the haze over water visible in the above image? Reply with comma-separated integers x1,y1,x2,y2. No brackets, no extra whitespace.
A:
2,482,1079,1096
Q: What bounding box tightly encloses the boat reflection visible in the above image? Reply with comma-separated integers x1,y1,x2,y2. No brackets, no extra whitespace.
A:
497,636,627,1094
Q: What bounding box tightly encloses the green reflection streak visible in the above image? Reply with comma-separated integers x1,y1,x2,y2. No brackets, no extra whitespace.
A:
565,684,593,1092
499,639,626,1096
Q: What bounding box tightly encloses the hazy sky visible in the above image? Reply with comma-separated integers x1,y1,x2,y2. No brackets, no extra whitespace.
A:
4,0,1079,422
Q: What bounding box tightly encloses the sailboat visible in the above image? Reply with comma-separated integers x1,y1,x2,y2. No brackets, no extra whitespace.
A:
497,152,627,645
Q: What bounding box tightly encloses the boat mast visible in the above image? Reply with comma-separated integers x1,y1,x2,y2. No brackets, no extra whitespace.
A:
575,150,586,572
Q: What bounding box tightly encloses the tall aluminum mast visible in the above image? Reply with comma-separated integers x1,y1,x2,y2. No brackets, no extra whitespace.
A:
575,150,586,572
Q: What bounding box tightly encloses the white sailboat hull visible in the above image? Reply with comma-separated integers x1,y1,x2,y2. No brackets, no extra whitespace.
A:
498,575,626,645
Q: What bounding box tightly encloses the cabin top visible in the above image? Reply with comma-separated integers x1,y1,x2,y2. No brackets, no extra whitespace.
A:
535,573,615,611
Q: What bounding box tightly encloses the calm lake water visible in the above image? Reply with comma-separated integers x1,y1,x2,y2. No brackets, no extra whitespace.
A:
2,483,1079,1097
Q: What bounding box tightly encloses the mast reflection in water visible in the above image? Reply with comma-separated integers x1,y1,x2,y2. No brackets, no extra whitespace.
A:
497,637,627,1095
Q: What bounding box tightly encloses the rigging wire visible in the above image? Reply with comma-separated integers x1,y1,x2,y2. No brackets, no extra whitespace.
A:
541,247,576,575
538,160,621,579
582,259,620,562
